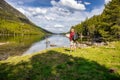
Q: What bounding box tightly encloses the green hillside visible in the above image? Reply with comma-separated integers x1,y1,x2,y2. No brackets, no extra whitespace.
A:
74,0,120,41
0,0,46,35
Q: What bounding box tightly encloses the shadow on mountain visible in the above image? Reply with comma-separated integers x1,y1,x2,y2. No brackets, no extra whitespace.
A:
0,50,120,80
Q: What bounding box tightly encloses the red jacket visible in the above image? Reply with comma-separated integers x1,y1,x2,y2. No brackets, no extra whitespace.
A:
69,32,75,41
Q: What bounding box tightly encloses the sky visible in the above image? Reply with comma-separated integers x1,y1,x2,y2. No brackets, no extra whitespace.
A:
5,0,112,33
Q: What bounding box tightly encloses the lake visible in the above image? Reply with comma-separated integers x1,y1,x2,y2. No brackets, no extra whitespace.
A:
0,35,70,60
24,35,70,55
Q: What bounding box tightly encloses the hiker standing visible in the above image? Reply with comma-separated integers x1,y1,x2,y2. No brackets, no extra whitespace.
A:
69,28,77,52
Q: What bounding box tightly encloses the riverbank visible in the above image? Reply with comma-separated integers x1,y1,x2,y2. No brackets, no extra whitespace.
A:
0,41,120,80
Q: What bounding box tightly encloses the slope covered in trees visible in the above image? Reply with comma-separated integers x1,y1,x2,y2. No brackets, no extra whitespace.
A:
0,0,47,35
74,0,120,41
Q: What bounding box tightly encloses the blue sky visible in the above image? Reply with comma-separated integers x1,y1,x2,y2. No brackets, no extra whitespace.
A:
6,0,111,33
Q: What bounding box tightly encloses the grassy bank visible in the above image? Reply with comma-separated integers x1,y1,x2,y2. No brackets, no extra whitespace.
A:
0,42,120,80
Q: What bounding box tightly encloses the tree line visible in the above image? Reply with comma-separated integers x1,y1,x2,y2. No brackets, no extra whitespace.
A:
74,0,120,42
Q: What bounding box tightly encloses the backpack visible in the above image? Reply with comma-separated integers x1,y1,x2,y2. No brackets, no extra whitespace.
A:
72,33,79,41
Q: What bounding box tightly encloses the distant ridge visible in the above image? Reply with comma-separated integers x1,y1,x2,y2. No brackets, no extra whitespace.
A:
0,0,51,35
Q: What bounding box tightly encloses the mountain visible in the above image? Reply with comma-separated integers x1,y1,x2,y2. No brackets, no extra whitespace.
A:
74,0,120,41
0,0,48,35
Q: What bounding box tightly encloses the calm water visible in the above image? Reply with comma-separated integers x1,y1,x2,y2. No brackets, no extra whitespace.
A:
24,35,70,55
0,35,70,60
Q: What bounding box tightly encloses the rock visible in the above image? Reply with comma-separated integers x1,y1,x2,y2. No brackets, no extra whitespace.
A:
77,43,88,48
109,68,116,73
50,44,57,47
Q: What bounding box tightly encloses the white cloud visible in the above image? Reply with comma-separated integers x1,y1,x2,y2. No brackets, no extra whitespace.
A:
15,5,104,33
54,24,64,28
86,6,104,18
51,0,86,11
5,0,105,33
27,7,47,15
105,0,112,4
44,16,55,21
84,2,91,5
77,1,82,4
51,0,57,6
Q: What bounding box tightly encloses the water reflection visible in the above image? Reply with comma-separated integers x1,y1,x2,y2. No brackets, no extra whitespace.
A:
0,35,43,60
24,35,70,55
0,35,70,60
